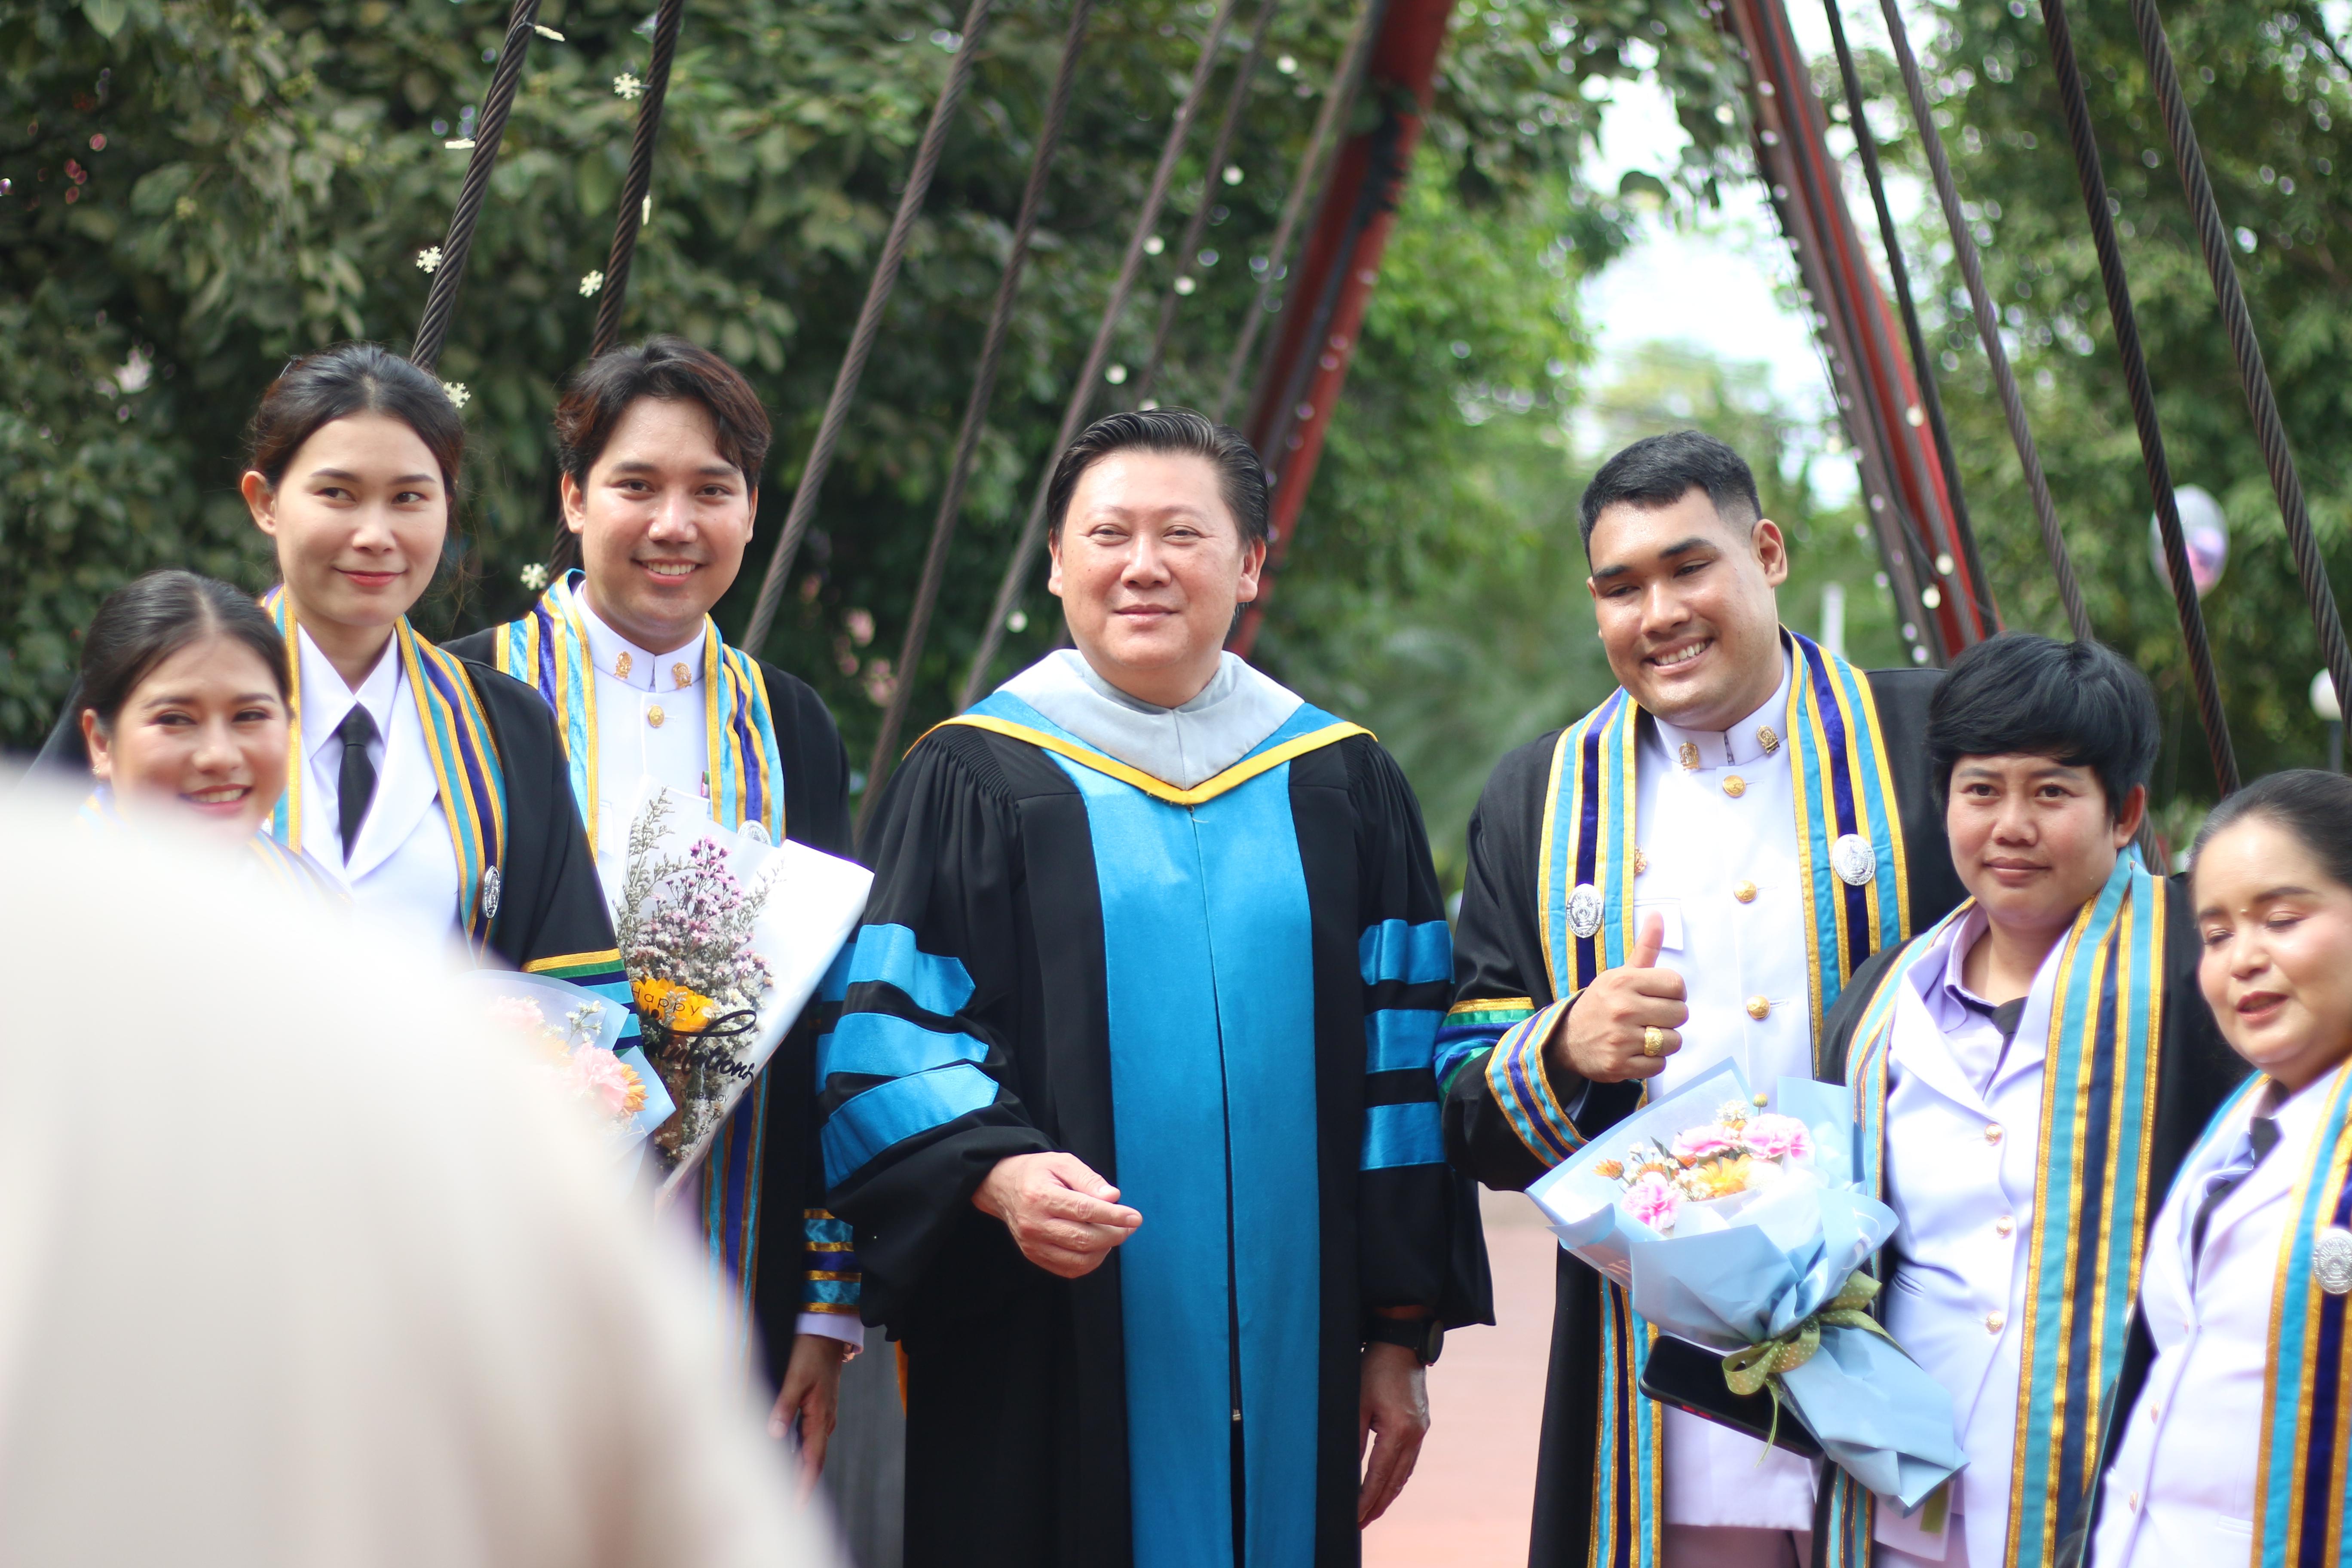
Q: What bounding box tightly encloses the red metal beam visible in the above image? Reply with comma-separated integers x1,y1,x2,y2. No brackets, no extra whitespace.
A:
1230,0,1456,657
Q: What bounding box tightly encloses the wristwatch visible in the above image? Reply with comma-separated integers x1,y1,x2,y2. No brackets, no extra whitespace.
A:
1362,1313,1444,1366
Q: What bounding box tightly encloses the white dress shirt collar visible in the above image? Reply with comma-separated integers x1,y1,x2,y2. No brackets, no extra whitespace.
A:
296,626,401,769
575,592,707,693
1648,646,1794,771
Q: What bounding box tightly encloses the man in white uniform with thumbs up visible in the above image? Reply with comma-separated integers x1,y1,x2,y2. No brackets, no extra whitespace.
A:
1433,431,1966,1568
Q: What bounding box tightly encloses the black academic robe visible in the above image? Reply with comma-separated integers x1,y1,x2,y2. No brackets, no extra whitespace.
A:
450,630,854,1377
1441,666,1963,1568
827,717,1491,1568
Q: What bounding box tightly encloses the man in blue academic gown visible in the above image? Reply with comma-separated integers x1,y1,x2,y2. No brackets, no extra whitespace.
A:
828,408,1491,1568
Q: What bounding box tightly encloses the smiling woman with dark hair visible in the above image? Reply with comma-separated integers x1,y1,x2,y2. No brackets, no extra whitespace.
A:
1810,632,2242,1568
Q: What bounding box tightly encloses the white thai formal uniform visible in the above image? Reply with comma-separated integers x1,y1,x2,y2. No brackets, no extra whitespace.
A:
293,627,459,932
1623,654,1818,1565
1872,907,2064,1568
572,596,860,1351
2089,1062,2348,1568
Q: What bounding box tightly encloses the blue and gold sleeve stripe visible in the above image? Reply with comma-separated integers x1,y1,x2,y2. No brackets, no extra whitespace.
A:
1434,995,1535,1093
800,1207,861,1315
1482,998,1581,1167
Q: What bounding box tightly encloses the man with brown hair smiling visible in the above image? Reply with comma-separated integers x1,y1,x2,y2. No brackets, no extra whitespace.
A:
1439,430,1963,1568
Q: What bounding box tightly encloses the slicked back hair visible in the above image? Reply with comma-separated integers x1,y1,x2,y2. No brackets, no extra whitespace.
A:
2190,768,2352,892
1577,429,1763,555
1046,407,1270,548
1926,632,2159,819
553,334,772,489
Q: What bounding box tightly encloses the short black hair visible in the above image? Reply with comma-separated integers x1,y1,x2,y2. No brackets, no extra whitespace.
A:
80,570,288,732
2190,769,2352,893
1046,407,1269,548
554,334,772,488
1926,633,2159,818
1577,430,1762,554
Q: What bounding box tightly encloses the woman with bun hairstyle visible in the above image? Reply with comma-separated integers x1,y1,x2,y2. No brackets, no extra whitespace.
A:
238,343,625,999
2089,769,2352,1568
75,568,332,894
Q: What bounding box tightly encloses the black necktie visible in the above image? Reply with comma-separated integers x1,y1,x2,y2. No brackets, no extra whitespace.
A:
336,705,379,864
2192,1115,2281,1261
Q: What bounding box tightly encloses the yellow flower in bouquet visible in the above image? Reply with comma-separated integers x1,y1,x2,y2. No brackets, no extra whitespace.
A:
631,975,720,1033
1685,1155,1756,1199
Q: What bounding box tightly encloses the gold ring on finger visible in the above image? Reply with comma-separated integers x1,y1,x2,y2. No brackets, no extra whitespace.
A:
1642,1026,1667,1058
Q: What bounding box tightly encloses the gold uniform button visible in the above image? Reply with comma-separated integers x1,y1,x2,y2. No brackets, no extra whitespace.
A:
1984,1311,2006,1334
1745,995,1771,1021
614,651,634,679
1985,1123,2004,1145
647,704,666,729
1996,1215,2015,1237
1723,775,1747,798
1733,880,1758,903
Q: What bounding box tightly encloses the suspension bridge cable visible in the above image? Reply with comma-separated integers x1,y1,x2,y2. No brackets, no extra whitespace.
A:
1816,0,1995,634
590,0,686,358
2126,0,2352,740
1866,0,2092,643
740,0,998,658
411,0,544,372
955,0,1249,710
1210,0,1383,423
2037,0,2238,792
858,0,1099,825
1129,0,1284,409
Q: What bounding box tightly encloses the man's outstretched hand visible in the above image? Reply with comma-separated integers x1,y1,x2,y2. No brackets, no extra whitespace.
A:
974,1151,1142,1278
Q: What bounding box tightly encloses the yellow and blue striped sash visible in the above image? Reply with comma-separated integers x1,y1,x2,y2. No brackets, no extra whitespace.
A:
490,570,786,853
1824,852,2168,1566
264,592,506,949
2253,1065,2352,1568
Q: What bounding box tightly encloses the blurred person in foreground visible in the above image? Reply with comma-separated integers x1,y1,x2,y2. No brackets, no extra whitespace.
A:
830,408,1490,1568
1439,429,1965,1568
71,567,334,894
1810,633,2241,1568
0,783,838,1568
2086,770,2352,1568
447,337,858,1469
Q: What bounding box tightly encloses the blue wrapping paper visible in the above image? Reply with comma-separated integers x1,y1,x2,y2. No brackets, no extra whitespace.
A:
1527,1065,1967,1512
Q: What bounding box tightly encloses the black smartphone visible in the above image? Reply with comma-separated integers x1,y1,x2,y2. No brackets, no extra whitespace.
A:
1637,1333,1825,1459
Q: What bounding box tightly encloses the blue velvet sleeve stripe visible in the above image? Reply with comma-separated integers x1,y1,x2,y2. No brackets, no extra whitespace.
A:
1365,1008,1444,1074
818,1011,989,1080
817,939,855,1004
822,1062,999,1189
1358,919,1454,987
1361,1100,1445,1169
846,922,976,1017
1432,1026,1501,1092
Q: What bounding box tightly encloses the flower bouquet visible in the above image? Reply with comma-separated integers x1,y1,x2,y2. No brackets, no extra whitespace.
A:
460,970,676,1176
605,783,871,1202
1528,1059,1967,1512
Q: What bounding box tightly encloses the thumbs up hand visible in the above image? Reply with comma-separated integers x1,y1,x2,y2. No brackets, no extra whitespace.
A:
1544,910,1687,1084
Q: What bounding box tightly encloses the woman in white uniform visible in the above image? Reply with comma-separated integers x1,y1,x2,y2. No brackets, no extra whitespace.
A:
2089,769,2352,1568
237,343,626,995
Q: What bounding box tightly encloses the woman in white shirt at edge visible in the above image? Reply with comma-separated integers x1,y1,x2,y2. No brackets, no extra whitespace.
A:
2087,769,2352,1568
237,343,627,989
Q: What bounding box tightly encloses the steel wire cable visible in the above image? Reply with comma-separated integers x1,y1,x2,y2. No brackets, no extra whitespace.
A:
1817,0,1996,635
956,0,1249,710
858,0,1098,826
1867,0,2094,645
1210,0,1384,423
2038,0,2237,792
1129,0,1284,409
2126,0,2352,746
741,0,998,657
411,0,544,371
590,0,686,358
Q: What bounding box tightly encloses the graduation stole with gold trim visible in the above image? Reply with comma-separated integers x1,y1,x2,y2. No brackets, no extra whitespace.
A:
1818,851,2168,1568
939,691,1370,804
264,591,507,950
1475,629,1909,1568
2236,1063,2352,1568
489,570,787,853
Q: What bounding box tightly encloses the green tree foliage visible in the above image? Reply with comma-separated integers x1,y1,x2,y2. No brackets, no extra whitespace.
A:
1821,0,2352,801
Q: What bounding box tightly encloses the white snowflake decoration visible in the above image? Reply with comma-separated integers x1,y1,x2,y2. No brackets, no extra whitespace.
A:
416,246,444,273
519,562,551,591
579,270,606,297
441,380,472,410
613,72,643,100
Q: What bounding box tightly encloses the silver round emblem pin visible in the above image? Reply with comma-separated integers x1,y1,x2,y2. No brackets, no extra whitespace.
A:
481,866,502,920
1832,833,1877,888
740,819,771,846
2314,1226,2352,1296
1567,883,1605,941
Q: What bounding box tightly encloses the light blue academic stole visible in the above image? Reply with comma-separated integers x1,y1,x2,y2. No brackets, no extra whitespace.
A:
1820,851,2169,1568
1464,629,1911,1568
265,590,506,952
487,570,791,1331
942,692,1372,1568
2229,1062,2352,1568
